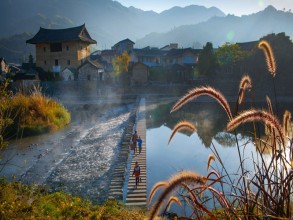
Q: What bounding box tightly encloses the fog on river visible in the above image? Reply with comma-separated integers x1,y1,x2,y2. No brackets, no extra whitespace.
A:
1,82,293,208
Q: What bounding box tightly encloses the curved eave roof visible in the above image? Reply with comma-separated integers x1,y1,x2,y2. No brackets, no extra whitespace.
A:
26,24,96,44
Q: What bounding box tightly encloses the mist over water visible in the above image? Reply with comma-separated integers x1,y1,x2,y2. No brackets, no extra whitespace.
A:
2,81,293,208
1,81,136,203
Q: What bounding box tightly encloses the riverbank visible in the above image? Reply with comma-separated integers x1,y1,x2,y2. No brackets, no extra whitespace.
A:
0,97,139,204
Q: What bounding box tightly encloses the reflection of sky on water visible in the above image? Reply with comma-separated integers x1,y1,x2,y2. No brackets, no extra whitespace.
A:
146,101,258,215
147,123,257,215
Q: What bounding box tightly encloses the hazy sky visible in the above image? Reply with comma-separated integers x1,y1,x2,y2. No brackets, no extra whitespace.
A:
116,0,293,16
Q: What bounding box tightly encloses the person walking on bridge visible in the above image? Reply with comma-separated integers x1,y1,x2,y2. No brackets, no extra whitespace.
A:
132,130,138,153
137,136,142,154
132,161,140,188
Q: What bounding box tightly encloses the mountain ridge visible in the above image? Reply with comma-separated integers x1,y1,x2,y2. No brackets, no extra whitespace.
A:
136,5,293,48
0,0,225,47
1,3,292,63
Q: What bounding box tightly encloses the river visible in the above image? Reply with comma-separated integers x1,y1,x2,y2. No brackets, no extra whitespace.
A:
1,81,293,211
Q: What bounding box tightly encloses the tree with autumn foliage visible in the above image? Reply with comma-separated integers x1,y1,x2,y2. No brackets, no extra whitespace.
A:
215,42,248,74
112,51,131,88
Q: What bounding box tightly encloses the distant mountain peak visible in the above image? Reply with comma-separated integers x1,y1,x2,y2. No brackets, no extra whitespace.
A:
264,5,277,12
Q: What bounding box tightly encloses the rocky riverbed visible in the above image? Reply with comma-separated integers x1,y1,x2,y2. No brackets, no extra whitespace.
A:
0,102,136,203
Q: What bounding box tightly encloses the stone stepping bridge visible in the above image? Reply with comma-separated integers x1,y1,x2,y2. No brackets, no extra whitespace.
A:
126,98,147,207
107,98,147,208
107,102,138,201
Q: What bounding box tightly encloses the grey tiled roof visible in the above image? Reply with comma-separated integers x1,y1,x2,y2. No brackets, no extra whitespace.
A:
26,24,96,44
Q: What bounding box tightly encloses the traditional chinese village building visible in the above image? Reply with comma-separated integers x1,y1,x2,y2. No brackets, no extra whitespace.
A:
26,24,96,73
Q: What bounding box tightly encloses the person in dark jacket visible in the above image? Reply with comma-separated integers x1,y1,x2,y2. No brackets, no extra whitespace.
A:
132,130,138,153
132,161,140,188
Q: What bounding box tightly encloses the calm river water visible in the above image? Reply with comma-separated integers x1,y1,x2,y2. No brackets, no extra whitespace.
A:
1,82,293,214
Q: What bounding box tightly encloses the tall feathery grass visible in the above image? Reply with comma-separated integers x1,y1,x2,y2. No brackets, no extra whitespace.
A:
168,121,196,144
258,40,276,77
238,74,252,105
148,40,293,219
170,86,233,121
0,80,14,149
4,86,70,137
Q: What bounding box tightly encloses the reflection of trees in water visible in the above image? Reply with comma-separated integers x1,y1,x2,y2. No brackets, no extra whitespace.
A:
193,109,224,147
147,101,228,147
214,132,236,147
146,101,293,149
255,120,293,155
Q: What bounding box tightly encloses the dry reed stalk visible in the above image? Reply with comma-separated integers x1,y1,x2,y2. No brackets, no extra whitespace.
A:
170,86,233,121
181,183,217,220
207,154,216,171
265,96,274,134
266,96,273,115
194,185,234,218
163,196,182,214
238,75,252,104
148,171,206,220
258,40,277,77
283,110,292,136
227,109,285,149
206,170,221,182
148,182,168,205
168,121,196,144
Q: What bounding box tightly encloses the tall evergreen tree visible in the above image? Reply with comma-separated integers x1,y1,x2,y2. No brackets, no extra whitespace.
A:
198,42,217,76
28,53,34,64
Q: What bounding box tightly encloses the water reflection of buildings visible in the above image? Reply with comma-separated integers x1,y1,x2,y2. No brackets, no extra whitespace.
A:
146,101,293,149
146,101,233,147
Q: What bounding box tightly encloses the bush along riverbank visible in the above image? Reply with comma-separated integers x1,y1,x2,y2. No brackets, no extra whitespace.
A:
0,179,146,219
0,84,70,147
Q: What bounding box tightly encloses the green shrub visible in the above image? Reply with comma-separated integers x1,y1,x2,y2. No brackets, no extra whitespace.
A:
0,180,146,219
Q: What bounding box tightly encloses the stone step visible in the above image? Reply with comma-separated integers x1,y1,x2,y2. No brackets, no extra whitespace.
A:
127,193,146,198
109,183,123,187
111,176,124,179
127,185,146,190
112,170,125,174
128,178,146,182
109,189,123,193
129,176,146,179
126,197,146,203
109,185,122,190
125,202,147,207
127,183,147,187
108,191,123,195
127,189,146,193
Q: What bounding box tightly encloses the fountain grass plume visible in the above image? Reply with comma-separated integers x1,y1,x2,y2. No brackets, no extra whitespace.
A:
148,181,168,205
163,196,182,214
283,110,291,136
148,171,206,220
168,120,196,144
226,109,285,148
258,40,277,77
238,75,252,104
207,154,216,171
171,86,233,121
